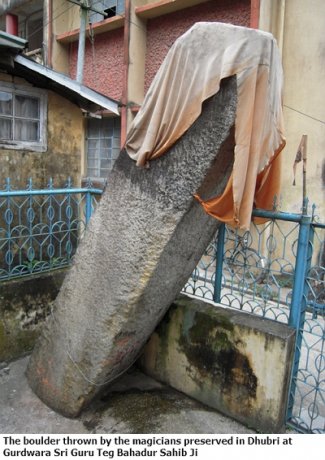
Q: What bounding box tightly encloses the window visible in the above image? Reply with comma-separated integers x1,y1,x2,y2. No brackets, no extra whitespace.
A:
18,7,44,62
86,117,120,180
0,83,47,152
26,15,43,52
89,0,125,24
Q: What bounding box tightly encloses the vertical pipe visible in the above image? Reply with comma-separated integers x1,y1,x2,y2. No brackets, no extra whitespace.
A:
6,14,18,36
76,1,88,84
44,0,53,67
213,223,226,303
121,0,131,147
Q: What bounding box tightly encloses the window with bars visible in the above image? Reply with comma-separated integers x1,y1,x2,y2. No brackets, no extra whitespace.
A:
0,83,47,152
86,117,121,180
89,0,125,23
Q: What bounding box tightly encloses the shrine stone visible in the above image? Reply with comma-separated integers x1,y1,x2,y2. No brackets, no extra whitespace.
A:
26,77,237,417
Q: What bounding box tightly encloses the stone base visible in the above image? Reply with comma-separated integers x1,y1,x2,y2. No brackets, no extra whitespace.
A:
139,295,295,433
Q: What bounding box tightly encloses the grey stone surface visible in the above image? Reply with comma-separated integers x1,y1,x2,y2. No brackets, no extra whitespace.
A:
1,356,255,434
27,77,237,417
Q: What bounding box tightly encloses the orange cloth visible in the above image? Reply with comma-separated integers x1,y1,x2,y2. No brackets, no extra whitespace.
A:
195,143,284,226
125,23,286,229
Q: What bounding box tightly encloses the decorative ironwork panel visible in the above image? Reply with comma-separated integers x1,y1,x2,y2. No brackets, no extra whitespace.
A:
0,178,101,281
183,219,298,324
288,222,325,433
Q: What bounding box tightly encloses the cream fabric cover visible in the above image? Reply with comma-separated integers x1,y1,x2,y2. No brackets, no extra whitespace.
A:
125,22,286,229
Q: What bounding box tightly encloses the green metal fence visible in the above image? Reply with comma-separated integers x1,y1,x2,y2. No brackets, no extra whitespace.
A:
184,206,324,433
0,178,324,433
0,178,102,280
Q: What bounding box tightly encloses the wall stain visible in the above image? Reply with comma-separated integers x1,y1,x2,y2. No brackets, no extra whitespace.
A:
178,308,258,401
0,270,66,361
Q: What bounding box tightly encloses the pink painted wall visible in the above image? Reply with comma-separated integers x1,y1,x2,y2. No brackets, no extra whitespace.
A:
145,0,251,92
69,28,125,101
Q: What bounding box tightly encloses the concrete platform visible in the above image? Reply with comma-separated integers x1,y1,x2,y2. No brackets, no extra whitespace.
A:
0,356,255,434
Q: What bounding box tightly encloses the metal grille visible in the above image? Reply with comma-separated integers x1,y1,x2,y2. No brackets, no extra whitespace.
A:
184,220,297,323
86,117,121,179
183,208,325,434
0,178,101,281
288,221,325,433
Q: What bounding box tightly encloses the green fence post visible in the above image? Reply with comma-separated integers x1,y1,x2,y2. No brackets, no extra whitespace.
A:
214,223,226,303
287,207,313,422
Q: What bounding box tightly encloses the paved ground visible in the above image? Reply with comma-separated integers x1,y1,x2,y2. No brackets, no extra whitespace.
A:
0,356,255,434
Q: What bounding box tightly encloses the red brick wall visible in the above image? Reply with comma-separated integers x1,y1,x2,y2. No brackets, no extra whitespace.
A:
67,1,251,101
145,0,251,92
69,28,124,101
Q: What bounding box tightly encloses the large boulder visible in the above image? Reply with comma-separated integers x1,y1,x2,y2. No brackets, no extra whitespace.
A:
26,77,237,417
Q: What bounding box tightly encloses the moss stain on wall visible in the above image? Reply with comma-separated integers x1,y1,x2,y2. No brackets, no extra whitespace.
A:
0,270,67,362
177,303,258,403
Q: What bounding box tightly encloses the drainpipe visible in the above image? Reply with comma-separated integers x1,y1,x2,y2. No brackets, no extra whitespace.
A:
121,0,131,147
6,14,18,36
76,0,88,84
44,0,53,67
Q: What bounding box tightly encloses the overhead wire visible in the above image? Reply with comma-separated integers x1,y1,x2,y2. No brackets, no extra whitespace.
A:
25,0,147,46
88,0,147,33
26,1,77,41
283,105,325,125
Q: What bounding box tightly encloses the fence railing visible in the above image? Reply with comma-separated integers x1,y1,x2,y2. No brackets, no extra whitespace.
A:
0,179,324,433
0,178,102,281
184,205,325,434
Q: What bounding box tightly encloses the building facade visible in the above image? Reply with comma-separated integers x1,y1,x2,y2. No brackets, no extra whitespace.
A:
0,0,324,217
52,0,253,186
